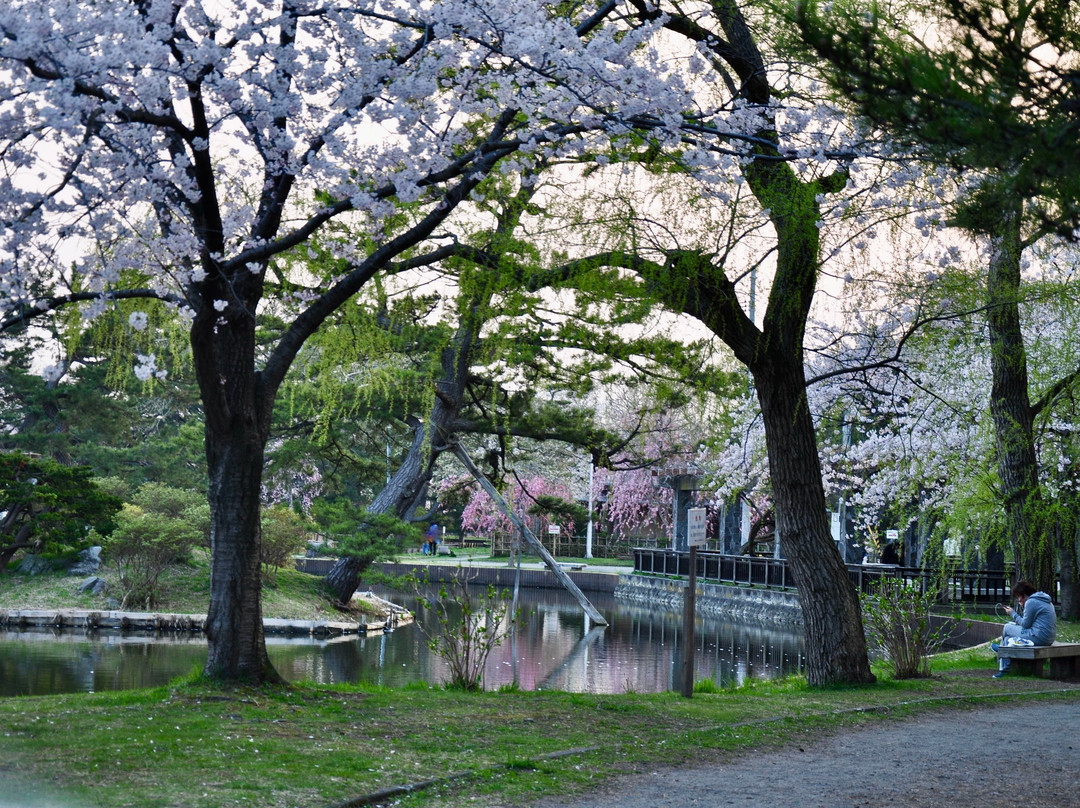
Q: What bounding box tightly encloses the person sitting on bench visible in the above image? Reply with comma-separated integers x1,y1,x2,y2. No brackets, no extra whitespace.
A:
992,580,1057,679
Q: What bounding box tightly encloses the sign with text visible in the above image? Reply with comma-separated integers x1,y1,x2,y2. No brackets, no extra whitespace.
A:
687,507,708,547
548,524,561,535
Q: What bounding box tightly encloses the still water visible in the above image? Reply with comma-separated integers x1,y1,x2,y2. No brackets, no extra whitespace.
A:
0,587,804,697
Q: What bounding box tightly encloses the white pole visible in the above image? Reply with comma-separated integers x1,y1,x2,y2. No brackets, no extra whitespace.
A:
586,461,595,559
451,442,607,625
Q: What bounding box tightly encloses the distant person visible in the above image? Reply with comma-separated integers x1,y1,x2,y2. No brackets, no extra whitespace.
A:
991,580,1057,679
427,523,439,556
880,541,901,566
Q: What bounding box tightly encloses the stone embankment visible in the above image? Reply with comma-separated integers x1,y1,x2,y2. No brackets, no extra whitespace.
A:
0,608,411,636
615,574,805,624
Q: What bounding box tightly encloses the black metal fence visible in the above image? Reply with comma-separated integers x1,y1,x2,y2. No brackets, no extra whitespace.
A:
633,548,1014,604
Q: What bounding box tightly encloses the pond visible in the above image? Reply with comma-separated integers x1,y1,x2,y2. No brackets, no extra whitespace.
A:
0,586,805,697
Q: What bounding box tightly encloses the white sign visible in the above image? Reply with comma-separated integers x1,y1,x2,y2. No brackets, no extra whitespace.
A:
886,529,899,541
687,507,708,547
548,524,561,535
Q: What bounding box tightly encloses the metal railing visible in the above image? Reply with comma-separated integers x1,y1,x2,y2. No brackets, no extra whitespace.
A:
633,547,1015,604
634,548,791,589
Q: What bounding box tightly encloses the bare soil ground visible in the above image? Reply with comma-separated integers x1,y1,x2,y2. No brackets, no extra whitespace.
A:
533,696,1080,808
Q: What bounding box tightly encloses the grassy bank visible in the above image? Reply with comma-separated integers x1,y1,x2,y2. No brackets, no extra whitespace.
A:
0,549,342,620
1,654,1079,808
0,549,632,618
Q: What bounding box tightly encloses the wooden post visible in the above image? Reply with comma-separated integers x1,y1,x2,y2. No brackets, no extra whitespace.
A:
681,544,698,698
449,442,608,626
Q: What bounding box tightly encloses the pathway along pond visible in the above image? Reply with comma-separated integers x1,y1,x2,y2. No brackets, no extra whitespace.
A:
0,586,804,697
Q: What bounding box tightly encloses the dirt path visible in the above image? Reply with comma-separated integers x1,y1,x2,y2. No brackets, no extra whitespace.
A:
532,697,1080,808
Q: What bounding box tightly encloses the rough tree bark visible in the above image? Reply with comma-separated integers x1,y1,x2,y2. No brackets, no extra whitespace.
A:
0,521,34,572
755,353,870,681
191,290,282,683
985,210,1055,594
1055,510,1080,619
324,305,480,602
625,0,875,685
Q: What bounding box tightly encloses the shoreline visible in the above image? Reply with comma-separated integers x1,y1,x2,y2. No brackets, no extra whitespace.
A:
0,606,412,636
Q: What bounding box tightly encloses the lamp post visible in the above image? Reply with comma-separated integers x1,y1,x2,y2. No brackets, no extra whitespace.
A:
585,461,594,559
385,426,391,486
652,462,705,698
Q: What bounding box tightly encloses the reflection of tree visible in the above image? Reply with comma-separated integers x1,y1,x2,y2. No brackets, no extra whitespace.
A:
0,590,805,695
0,632,208,697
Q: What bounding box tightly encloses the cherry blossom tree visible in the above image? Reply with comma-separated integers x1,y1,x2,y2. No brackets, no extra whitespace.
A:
0,0,702,682
530,0,881,684
461,473,578,539
798,0,1080,595
593,398,717,542
806,241,1080,613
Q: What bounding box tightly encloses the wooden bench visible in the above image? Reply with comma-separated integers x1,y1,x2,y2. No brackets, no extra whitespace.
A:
996,642,1080,680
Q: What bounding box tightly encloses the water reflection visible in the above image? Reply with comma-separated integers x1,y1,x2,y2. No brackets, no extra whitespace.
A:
0,586,804,697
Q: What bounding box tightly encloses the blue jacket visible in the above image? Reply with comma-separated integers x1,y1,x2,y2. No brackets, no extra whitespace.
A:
1011,591,1057,646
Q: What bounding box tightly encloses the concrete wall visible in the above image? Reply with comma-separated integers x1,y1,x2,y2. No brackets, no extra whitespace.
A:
614,575,804,625
298,559,1002,648
612,577,1004,649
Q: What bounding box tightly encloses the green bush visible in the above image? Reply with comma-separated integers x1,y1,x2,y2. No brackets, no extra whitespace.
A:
260,505,312,583
132,483,211,546
860,576,946,679
99,504,202,609
412,571,518,691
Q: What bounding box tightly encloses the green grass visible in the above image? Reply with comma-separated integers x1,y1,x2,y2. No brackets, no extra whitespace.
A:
556,555,635,567
8,548,1080,803
0,666,1077,808
5,554,1079,806
391,550,634,567
0,544,633,619
1,549,357,620
0,544,630,621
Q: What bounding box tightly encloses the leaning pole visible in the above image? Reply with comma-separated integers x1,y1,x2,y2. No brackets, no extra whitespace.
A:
447,441,608,626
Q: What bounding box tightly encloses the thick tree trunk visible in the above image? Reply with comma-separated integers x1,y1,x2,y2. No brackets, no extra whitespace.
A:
647,95,875,684
1054,503,1080,619
325,555,367,604
755,353,875,686
324,323,477,600
696,0,871,686
743,121,873,686
202,426,279,682
369,417,435,518
986,215,1055,593
324,420,435,603
192,293,281,684
0,518,34,571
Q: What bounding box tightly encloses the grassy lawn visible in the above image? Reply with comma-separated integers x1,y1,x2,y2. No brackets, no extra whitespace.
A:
1,651,1078,808
4,553,1079,806
0,547,632,618
387,550,635,567
0,550,345,621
